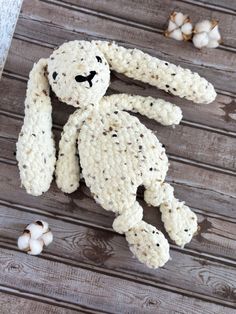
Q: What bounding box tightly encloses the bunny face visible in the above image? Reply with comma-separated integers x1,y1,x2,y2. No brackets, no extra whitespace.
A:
47,41,110,107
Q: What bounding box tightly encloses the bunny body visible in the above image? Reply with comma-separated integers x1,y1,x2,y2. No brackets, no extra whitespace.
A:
17,40,216,268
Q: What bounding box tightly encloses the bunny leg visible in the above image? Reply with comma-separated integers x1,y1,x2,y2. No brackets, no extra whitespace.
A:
144,182,198,247
112,199,170,269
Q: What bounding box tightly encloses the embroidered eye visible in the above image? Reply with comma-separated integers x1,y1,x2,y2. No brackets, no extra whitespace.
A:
96,56,102,63
52,72,58,80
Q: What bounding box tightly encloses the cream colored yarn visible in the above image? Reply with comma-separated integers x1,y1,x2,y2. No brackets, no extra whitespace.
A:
16,40,215,268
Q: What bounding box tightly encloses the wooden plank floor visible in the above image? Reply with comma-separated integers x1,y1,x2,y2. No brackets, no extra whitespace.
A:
0,0,236,313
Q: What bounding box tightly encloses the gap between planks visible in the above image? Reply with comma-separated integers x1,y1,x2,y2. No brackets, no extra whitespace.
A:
3,66,236,140
179,0,236,15
0,197,235,267
41,0,236,52
0,156,235,224
0,242,235,310
0,285,101,314
1,87,236,178
3,61,236,141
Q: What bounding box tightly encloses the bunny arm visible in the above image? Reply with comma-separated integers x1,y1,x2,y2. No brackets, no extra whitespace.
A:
16,59,56,196
56,108,91,193
93,41,216,104
101,93,182,126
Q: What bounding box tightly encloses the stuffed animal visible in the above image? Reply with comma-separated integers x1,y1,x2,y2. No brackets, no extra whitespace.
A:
16,40,216,268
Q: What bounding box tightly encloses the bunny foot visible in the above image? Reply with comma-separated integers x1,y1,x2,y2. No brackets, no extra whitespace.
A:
144,182,198,247
125,221,170,268
160,200,198,247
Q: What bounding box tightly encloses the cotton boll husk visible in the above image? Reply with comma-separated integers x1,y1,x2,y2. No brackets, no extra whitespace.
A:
25,223,44,239
40,230,53,246
194,20,212,33
28,239,43,255
168,28,184,41
17,232,30,251
192,32,209,49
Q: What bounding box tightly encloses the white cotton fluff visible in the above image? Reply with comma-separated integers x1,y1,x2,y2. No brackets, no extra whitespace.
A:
40,230,53,246
17,232,30,251
165,12,193,41
17,220,53,255
25,223,44,240
193,20,221,49
28,239,44,255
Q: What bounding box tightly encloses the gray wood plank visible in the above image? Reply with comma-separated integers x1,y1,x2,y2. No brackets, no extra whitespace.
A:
1,0,235,312
184,0,236,13
0,204,236,307
46,0,236,48
0,106,235,220
0,291,85,314
2,71,236,135
1,86,236,172
0,247,234,313
0,160,235,261
1,133,235,221
1,130,236,219
16,1,236,94
0,0,22,77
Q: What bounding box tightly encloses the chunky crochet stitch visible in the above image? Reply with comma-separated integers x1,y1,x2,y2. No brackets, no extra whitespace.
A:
17,40,216,268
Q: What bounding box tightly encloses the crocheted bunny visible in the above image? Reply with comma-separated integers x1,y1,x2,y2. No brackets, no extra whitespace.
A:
16,40,216,268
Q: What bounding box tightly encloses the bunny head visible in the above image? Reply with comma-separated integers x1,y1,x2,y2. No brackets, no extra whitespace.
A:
47,41,110,107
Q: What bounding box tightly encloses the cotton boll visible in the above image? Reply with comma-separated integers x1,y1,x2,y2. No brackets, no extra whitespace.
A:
165,11,193,41
35,220,49,233
25,222,44,239
40,230,53,246
192,32,209,49
208,24,221,41
181,22,193,35
28,239,44,255
18,220,53,255
167,20,176,32
206,40,220,48
168,29,183,41
173,12,187,27
17,231,30,251
193,19,221,49
194,20,212,33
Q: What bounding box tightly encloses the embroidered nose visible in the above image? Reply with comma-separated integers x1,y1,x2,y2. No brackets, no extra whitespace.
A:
75,71,97,87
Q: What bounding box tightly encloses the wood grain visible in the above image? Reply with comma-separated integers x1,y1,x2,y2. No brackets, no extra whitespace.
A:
17,1,236,94
3,69,236,135
0,0,235,312
0,291,86,314
0,161,235,263
0,203,236,306
0,247,235,313
0,111,235,220
183,0,236,13
3,44,236,171
55,0,236,48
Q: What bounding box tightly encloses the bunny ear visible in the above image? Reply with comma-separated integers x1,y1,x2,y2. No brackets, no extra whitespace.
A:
16,58,56,196
93,40,216,104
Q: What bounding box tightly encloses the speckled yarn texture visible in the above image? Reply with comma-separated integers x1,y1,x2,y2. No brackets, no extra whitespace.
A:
17,40,216,268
